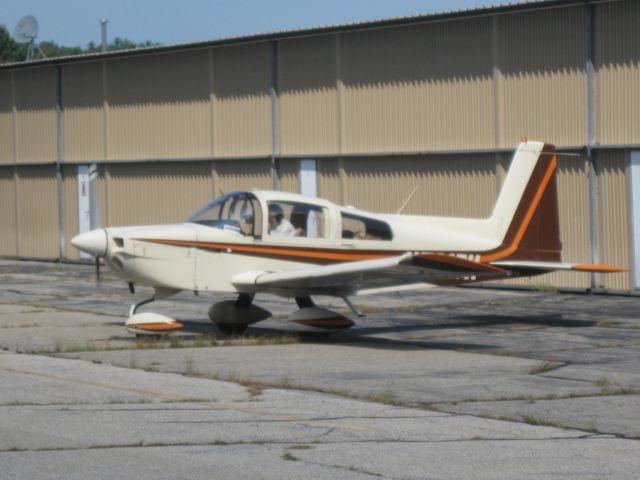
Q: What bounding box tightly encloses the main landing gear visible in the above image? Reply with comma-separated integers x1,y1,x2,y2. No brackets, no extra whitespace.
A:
208,293,271,335
207,294,357,333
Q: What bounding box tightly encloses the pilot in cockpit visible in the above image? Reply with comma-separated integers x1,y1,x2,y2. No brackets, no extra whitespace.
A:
268,203,295,236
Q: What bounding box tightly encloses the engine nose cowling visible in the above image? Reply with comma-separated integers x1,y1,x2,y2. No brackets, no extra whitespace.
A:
71,228,108,256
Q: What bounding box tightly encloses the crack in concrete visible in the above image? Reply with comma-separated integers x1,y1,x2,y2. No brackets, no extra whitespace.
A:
293,456,391,479
427,410,640,441
2,434,628,455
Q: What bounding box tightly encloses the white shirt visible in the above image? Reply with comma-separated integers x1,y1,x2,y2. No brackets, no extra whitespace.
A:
269,218,295,236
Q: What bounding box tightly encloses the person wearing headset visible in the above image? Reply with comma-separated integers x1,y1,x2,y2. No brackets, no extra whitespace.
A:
268,203,295,236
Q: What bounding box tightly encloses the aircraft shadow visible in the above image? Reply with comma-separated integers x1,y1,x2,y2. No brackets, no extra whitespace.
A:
105,313,597,351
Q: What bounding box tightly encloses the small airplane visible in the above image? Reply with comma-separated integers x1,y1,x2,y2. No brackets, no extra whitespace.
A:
72,140,625,336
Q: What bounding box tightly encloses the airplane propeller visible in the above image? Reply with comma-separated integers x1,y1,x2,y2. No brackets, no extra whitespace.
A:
71,228,108,257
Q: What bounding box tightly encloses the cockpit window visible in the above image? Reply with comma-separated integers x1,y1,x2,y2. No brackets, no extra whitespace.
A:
267,201,329,239
341,212,393,241
186,192,261,237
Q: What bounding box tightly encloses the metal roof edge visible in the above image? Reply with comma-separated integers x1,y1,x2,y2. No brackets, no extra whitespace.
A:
0,0,611,71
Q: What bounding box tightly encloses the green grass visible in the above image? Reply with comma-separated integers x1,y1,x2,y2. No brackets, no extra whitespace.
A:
33,333,300,355
521,413,565,429
364,389,402,406
529,282,558,294
528,360,562,375
183,357,198,377
485,298,529,306
595,320,615,328
288,444,314,450
593,378,610,389
281,451,299,462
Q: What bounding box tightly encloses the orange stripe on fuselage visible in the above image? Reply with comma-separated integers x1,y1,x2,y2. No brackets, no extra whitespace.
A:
138,239,395,263
480,154,558,263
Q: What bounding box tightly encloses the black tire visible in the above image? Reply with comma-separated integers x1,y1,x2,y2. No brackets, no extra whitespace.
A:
217,323,248,335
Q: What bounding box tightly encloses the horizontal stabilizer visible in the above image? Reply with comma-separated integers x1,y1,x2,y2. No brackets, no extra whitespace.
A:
491,260,627,274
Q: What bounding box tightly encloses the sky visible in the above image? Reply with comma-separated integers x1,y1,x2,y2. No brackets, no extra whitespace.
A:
3,0,515,48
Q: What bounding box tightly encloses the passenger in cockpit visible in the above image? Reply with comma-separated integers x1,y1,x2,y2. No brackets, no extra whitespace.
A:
268,204,295,236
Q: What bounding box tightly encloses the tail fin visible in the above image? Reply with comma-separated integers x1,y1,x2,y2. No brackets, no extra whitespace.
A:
480,141,561,263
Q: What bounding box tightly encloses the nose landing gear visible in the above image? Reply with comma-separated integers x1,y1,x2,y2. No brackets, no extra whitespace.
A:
125,288,184,337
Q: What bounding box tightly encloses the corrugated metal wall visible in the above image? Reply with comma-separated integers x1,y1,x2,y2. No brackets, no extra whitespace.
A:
595,0,640,145
278,36,338,155
62,166,79,260
342,154,496,216
62,61,105,162
0,72,14,164
13,67,57,163
215,158,272,193
553,155,592,288
595,150,632,290
341,18,494,154
278,159,300,193
97,165,109,227
106,50,211,161
317,158,342,204
212,44,271,157
15,165,58,258
497,6,586,147
0,168,17,256
104,161,213,226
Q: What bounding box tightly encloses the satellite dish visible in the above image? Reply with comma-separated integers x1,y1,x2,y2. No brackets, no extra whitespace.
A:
13,15,39,43
13,15,43,61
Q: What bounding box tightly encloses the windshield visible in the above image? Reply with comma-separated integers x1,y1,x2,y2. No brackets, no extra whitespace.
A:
186,192,260,237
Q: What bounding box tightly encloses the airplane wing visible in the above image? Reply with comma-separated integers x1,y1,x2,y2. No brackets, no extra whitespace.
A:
231,253,511,297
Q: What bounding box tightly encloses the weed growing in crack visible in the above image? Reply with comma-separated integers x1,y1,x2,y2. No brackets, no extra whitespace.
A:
594,378,611,393
529,282,558,294
528,360,562,375
281,451,299,461
521,413,565,429
183,357,198,377
289,444,314,450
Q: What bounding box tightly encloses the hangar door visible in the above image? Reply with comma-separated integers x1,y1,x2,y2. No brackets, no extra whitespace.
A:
77,164,100,259
632,152,640,289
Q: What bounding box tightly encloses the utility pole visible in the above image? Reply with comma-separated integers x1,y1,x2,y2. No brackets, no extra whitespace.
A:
100,19,108,52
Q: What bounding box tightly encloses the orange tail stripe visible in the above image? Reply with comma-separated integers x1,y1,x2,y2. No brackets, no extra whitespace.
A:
480,154,558,263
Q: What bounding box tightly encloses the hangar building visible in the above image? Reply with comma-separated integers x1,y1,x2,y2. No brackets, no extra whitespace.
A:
0,0,639,291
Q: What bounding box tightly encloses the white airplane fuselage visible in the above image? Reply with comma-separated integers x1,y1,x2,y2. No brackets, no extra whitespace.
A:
101,211,501,296
72,141,550,297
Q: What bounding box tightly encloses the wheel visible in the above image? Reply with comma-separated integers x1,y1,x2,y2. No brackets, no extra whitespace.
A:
217,323,248,335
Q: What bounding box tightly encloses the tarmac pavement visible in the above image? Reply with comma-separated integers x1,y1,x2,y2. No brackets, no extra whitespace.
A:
1,260,639,479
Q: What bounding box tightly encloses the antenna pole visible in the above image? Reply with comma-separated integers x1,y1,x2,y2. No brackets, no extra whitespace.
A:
26,39,35,61
100,19,108,52
396,185,420,214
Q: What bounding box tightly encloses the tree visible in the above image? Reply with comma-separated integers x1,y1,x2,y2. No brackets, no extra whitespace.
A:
0,25,27,63
0,24,159,64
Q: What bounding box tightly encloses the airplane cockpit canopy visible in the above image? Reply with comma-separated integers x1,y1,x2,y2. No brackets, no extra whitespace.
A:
186,192,261,237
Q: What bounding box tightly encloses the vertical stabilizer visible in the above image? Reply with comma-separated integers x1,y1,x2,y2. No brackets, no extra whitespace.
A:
480,141,561,262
